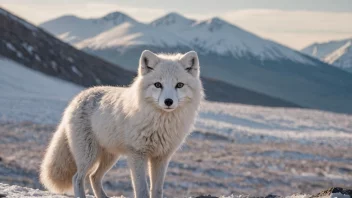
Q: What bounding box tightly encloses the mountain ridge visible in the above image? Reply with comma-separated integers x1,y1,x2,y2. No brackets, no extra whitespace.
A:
40,11,315,65
301,38,352,72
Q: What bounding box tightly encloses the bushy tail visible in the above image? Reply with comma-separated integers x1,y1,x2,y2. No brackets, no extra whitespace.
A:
40,125,77,193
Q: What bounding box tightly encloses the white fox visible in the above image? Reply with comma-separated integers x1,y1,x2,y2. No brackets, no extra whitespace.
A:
40,50,204,198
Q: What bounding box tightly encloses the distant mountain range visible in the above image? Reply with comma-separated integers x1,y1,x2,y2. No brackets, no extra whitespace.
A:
0,8,301,108
301,38,352,73
39,11,352,114
41,12,314,65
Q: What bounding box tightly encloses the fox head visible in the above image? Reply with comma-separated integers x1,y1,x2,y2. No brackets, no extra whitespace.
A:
136,50,203,112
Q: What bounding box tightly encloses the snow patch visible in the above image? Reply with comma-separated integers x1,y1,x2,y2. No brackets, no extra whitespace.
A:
324,41,352,69
51,61,58,71
6,42,16,51
71,65,83,77
302,38,352,70
67,56,74,63
6,42,23,58
21,42,34,54
34,54,41,62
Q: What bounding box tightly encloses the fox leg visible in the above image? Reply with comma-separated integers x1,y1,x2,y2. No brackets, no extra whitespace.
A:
69,129,100,198
89,151,119,198
127,153,149,198
149,156,170,198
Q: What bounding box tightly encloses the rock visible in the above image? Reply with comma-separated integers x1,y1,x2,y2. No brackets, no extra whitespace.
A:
0,183,352,198
311,187,352,198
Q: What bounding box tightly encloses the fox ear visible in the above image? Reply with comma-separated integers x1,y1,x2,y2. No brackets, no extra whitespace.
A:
139,50,159,76
179,51,200,77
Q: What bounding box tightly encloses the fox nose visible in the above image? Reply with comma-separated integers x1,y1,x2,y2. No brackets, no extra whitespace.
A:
164,98,173,107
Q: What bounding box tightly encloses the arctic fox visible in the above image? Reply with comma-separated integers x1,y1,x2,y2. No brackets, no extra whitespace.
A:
40,50,204,198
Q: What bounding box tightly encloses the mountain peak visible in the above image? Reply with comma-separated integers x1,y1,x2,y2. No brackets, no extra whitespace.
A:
164,12,189,19
194,17,234,32
150,12,195,28
100,11,136,23
206,17,232,27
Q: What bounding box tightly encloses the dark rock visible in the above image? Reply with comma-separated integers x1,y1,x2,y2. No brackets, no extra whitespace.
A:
311,187,352,198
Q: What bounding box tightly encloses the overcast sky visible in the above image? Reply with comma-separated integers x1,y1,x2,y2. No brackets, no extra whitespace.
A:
2,0,352,49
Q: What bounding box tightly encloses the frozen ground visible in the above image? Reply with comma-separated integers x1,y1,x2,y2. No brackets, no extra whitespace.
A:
0,58,351,197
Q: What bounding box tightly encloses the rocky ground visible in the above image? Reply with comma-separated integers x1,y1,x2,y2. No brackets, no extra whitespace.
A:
0,120,351,198
1,183,352,198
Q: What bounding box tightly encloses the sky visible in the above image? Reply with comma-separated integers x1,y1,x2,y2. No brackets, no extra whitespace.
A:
1,0,352,49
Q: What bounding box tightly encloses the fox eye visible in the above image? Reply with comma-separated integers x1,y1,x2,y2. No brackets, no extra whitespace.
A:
175,82,184,88
154,82,162,88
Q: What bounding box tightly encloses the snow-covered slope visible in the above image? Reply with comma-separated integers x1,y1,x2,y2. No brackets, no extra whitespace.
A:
0,57,82,123
40,12,137,44
324,40,352,69
301,38,352,72
150,12,195,31
151,15,313,64
76,22,190,50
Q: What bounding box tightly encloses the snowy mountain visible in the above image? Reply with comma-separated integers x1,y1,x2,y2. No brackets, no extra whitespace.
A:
40,12,138,44
150,12,196,31
47,12,316,65
39,11,352,114
0,8,299,108
301,38,352,72
152,15,313,64
76,22,190,50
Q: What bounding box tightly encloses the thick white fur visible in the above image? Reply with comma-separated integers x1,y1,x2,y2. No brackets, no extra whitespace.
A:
40,50,204,198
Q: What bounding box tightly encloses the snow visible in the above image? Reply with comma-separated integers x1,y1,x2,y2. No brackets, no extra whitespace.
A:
40,12,137,44
34,54,41,62
163,17,314,65
324,41,352,69
301,38,352,70
6,42,16,51
0,57,83,124
150,12,196,31
6,42,23,58
301,38,351,59
198,102,352,146
71,65,83,77
41,12,315,65
50,61,57,71
76,22,190,49
22,42,34,54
